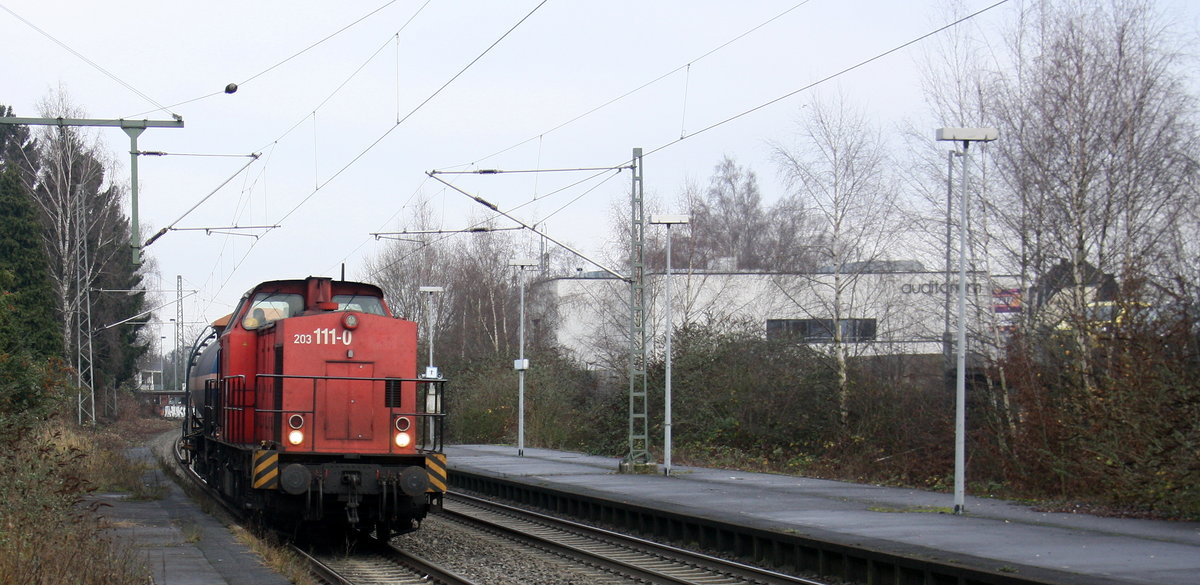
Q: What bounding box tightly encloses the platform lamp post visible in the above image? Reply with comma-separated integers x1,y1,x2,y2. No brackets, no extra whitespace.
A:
419,286,444,447
159,335,167,391
649,214,689,476
935,127,998,514
510,258,539,457
169,318,178,391
418,286,444,378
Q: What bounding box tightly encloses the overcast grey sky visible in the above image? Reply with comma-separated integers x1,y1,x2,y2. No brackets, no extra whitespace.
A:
3,0,1197,335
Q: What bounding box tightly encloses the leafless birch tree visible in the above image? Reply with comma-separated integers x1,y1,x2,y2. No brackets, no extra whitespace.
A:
774,95,901,425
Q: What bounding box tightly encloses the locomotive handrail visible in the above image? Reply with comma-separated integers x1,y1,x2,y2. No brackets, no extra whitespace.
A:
252,406,442,417
255,373,446,383
249,372,445,453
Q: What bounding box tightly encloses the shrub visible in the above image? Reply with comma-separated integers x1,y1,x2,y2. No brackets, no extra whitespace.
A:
648,322,838,463
0,423,146,584
998,316,1200,517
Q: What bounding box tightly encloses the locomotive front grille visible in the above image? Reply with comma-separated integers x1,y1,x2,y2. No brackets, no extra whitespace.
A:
385,379,401,407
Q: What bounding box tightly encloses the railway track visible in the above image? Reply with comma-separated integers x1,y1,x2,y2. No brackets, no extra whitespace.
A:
172,438,474,584
174,437,826,585
441,492,831,585
296,542,475,585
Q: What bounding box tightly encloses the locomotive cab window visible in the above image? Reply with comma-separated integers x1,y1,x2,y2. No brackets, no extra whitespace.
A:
243,293,303,330
332,294,386,316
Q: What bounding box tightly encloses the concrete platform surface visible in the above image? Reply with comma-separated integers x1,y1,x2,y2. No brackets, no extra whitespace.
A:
445,444,1200,585
93,439,292,585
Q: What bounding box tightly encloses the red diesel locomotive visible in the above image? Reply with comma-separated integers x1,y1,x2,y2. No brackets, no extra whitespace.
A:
181,276,446,538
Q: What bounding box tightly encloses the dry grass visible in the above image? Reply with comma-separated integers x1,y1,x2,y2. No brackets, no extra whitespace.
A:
0,515,146,585
231,526,319,585
49,410,173,497
0,420,148,584
0,393,182,584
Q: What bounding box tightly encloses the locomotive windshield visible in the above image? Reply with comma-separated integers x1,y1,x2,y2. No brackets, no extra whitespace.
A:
243,292,303,330
332,294,386,316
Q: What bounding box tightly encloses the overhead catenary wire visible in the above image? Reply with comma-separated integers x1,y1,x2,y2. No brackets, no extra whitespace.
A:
441,0,815,170
321,174,434,278
641,0,1011,160
434,0,1011,249
142,154,262,248
303,3,432,120
160,1,1005,328
202,1,549,306
274,0,551,226
98,292,199,332
358,163,616,281
125,0,410,118
261,0,433,153
7,1,424,322
1,2,174,117
539,168,623,223
172,225,280,236
429,171,629,281
135,151,261,158
363,229,458,280
237,0,405,88
358,164,617,281
680,63,692,139
431,165,628,175
372,226,524,239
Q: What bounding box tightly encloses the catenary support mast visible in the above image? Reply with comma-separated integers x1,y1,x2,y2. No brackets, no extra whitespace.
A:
627,148,649,465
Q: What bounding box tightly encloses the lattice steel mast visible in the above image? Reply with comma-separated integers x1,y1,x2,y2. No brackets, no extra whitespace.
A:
626,148,649,465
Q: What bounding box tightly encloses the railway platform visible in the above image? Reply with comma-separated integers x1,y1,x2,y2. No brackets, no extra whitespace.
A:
93,435,291,585
444,444,1200,585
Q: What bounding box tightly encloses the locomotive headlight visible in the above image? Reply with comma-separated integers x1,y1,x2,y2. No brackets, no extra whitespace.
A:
341,313,359,329
288,414,305,444
394,431,412,448
394,416,411,432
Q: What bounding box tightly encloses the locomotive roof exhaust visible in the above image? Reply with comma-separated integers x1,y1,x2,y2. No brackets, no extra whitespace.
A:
306,277,335,311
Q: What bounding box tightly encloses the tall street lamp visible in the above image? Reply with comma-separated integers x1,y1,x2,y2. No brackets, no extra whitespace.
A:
418,286,444,378
649,214,689,476
159,335,167,391
419,285,444,447
935,127,998,514
510,258,539,457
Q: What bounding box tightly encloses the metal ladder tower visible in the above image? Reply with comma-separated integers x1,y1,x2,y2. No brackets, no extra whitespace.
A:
176,275,184,390
626,148,650,465
75,193,96,425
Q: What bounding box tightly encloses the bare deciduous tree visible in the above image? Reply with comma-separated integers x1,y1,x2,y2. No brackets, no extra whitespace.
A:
7,90,151,407
774,95,901,425
686,157,768,270
989,0,1198,369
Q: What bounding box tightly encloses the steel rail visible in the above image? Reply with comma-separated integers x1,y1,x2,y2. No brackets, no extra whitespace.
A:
444,492,829,585
295,543,476,585
173,439,473,585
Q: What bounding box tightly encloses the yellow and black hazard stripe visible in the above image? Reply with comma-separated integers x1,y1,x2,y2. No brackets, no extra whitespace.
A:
253,450,280,490
425,453,447,493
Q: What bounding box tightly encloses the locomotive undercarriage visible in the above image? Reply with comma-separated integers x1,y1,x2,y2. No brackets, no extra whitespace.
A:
183,431,436,538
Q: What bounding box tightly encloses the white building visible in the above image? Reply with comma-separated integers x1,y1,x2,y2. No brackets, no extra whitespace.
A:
536,265,1020,368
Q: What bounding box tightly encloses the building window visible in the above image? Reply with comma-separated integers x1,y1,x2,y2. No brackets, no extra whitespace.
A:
766,318,877,343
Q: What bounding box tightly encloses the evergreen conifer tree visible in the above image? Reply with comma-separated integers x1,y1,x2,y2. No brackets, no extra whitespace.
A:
0,157,62,358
